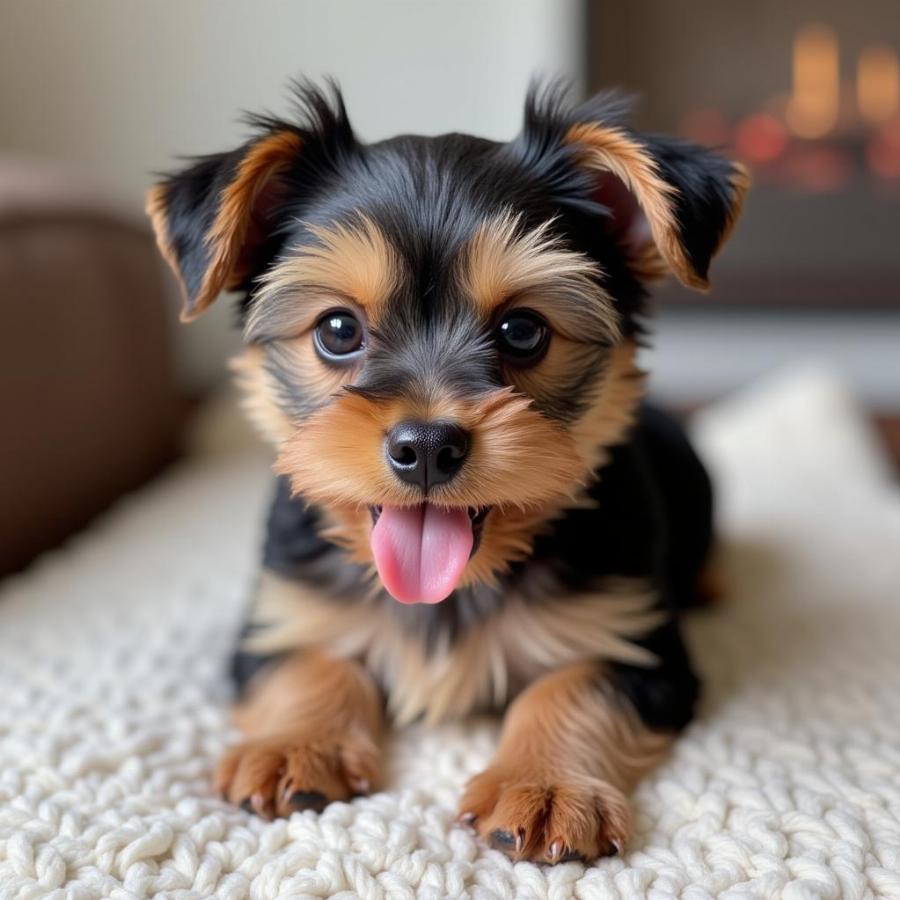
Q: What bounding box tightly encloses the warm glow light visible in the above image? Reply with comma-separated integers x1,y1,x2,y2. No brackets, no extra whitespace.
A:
867,118,900,178
857,44,900,125
734,113,788,163
786,24,840,139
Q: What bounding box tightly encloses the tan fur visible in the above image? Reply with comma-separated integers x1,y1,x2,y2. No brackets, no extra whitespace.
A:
462,214,619,340
563,123,706,290
512,341,644,477
721,163,752,249
229,347,294,445
216,652,382,818
270,336,358,407
459,661,671,862
509,337,602,408
243,572,664,726
247,215,399,338
231,318,362,448
569,342,645,473
629,243,671,284
275,386,584,512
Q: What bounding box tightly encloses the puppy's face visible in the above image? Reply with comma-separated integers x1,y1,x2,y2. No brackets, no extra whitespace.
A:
149,84,747,604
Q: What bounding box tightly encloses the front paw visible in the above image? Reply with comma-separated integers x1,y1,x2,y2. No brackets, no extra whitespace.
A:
215,728,379,819
459,765,630,864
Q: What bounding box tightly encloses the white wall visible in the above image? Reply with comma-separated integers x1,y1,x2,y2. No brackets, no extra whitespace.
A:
0,0,585,390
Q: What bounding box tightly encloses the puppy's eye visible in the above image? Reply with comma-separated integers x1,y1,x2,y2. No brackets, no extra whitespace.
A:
314,309,365,360
494,309,550,366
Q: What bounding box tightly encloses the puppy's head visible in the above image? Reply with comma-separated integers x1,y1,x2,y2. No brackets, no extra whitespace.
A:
148,81,747,604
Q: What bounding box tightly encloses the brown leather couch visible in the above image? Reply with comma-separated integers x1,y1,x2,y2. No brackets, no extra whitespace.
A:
0,159,185,574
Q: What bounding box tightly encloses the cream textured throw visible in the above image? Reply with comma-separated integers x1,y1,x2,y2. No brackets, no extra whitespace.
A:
2,367,899,899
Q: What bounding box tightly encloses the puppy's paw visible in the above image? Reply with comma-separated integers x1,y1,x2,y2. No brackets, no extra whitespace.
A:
459,765,630,864
215,728,379,819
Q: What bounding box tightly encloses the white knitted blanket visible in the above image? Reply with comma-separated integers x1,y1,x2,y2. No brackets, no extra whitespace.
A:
2,368,900,900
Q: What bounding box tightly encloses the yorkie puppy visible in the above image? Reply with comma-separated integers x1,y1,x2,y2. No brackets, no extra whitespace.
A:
147,81,747,864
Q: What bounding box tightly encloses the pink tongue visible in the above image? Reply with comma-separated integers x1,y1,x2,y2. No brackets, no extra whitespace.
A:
370,504,474,604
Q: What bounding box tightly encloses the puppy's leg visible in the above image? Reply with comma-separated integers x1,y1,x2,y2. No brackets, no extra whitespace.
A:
460,653,684,863
216,653,382,818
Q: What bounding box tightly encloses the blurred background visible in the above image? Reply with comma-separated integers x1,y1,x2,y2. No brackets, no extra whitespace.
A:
1,0,898,573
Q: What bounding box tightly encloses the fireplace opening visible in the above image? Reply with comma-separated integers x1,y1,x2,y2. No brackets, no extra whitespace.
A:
589,2,900,309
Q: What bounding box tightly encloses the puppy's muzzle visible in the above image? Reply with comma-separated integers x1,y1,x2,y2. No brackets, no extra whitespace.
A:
385,421,470,491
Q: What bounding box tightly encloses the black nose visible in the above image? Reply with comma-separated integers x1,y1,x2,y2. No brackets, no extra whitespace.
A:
386,421,470,490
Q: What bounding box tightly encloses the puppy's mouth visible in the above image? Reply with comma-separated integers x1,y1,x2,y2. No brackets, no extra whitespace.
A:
368,504,491,605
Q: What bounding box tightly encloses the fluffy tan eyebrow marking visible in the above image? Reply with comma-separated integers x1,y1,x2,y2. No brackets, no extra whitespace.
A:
460,212,620,343
246,214,400,340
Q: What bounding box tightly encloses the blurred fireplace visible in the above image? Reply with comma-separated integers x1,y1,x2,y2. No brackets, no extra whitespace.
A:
588,1,900,309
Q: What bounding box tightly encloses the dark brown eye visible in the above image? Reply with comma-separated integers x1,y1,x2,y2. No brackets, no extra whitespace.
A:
314,309,364,360
494,309,550,366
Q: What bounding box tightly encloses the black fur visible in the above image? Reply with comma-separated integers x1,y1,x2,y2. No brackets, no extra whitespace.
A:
155,81,740,737
638,133,740,282
156,150,243,306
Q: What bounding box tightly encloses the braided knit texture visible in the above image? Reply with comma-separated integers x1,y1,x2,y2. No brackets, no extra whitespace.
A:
2,368,899,899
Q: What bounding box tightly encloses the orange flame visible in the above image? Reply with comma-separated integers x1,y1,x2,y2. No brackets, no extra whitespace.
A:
858,44,900,125
786,25,840,139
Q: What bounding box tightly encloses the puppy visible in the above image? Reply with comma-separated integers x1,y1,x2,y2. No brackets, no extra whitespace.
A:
147,81,747,864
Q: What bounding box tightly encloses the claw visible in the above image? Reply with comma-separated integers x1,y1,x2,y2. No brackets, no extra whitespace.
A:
349,777,370,795
250,791,271,818
548,839,563,862
458,811,477,826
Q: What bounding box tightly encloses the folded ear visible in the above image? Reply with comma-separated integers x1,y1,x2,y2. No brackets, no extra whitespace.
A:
146,129,303,321
564,114,749,290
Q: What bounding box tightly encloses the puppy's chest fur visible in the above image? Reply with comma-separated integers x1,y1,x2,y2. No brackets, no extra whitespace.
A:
240,445,668,726
244,568,662,725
